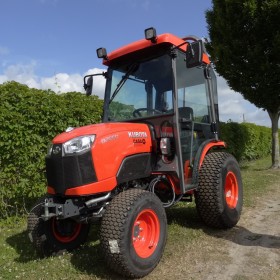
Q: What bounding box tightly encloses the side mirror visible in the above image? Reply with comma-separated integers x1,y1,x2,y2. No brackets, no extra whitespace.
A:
84,76,93,96
186,40,204,68
83,72,107,96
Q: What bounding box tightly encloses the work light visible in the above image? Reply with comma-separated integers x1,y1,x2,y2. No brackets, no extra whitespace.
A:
145,27,157,43
96,47,107,59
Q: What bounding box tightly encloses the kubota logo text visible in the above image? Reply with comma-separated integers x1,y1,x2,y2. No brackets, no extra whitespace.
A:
128,131,148,138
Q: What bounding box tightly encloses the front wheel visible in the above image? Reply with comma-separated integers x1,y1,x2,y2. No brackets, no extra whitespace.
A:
195,152,243,229
27,196,90,256
100,189,167,278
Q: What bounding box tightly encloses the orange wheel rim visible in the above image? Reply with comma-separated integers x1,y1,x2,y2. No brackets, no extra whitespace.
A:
52,219,81,243
132,209,160,258
225,171,239,209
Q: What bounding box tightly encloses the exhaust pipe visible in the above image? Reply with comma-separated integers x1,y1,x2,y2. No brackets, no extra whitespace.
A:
85,192,111,207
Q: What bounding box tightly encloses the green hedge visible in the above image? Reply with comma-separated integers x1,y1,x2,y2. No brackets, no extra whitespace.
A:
220,122,272,161
0,81,103,217
0,81,276,217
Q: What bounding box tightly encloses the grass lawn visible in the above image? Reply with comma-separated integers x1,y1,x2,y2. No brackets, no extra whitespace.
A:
0,156,279,280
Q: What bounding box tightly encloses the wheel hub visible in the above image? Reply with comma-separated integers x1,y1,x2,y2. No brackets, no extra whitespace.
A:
132,209,160,258
225,171,239,209
52,218,82,243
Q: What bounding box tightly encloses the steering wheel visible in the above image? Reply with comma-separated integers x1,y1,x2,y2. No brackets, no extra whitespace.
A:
133,108,162,118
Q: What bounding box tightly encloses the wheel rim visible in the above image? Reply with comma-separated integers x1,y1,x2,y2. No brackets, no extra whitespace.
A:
225,171,239,209
132,209,160,258
52,218,82,243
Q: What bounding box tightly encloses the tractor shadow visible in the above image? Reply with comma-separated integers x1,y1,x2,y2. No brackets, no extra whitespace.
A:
166,202,204,229
6,229,39,263
205,225,280,249
71,206,205,279
166,203,280,250
5,224,125,279
5,225,122,279
69,224,125,279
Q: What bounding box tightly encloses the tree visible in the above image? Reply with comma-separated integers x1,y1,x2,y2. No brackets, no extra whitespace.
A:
206,0,280,168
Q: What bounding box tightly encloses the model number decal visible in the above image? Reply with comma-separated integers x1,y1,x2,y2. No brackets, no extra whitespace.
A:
101,134,119,144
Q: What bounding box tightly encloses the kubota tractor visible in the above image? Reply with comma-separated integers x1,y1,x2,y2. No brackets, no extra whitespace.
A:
28,27,243,278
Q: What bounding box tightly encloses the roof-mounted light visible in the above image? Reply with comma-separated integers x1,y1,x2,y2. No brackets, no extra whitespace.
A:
145,27,157,43
96,47,108,59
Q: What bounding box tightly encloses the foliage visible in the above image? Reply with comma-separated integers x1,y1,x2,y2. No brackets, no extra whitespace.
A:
206,0,280,168
0,81,277,217
109,101,135,121
0,81,103,218
220,122,272,161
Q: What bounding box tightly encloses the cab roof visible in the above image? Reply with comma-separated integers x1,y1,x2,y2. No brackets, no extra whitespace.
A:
103,33,187,66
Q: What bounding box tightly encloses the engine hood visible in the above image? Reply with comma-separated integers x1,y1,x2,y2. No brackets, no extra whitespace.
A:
52,122,151,144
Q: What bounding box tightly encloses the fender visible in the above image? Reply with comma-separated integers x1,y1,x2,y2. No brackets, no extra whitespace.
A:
198,140,226,168
191,139,226,186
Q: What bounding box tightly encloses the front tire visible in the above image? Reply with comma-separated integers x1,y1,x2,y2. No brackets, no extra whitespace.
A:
100,189,167,278
27,196,90,256
195,152,243,229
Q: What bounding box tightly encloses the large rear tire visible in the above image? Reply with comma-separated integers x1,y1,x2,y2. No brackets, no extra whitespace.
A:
100,189,167,278
27,196,90,256
195,152,243,229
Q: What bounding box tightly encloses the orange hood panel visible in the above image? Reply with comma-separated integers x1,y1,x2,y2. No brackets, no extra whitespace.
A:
51,122,153,192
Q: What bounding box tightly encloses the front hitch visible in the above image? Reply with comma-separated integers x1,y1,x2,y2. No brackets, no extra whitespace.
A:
41,197,84,221
41,192,111,221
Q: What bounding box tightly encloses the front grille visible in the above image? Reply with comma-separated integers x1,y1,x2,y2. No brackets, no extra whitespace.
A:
46,145,97,194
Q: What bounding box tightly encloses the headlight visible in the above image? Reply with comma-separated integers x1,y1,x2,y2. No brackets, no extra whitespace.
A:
63,135,95,155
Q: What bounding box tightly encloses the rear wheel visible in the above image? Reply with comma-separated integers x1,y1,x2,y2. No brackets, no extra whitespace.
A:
27,196,90,256
195,152,243,229
100,189,167,278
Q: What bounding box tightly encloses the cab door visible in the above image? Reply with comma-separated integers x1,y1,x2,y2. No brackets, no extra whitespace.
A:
175,52,213,188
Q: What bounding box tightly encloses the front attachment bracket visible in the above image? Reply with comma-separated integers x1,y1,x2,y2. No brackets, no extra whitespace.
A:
41,197,84,221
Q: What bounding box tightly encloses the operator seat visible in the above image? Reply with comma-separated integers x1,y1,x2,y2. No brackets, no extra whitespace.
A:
178,107,194,163
178,107,194,122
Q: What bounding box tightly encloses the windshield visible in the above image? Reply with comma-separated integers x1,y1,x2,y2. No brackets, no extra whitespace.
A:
106,54,173,121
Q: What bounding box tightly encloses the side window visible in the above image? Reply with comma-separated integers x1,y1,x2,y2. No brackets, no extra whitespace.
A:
176,51,210,124
178,82,210,123
155,90,173,113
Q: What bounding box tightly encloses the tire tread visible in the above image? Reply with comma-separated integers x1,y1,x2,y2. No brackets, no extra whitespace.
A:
195,152,242,229
100,189,166,278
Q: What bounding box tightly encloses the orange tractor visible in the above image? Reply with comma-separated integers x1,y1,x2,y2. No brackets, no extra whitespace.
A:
28,27,243,278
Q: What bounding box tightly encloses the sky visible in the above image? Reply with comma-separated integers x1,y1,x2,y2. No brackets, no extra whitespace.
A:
0,0,271,127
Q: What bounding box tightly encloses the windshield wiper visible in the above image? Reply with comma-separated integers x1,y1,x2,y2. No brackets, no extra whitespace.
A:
109,63,139,104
